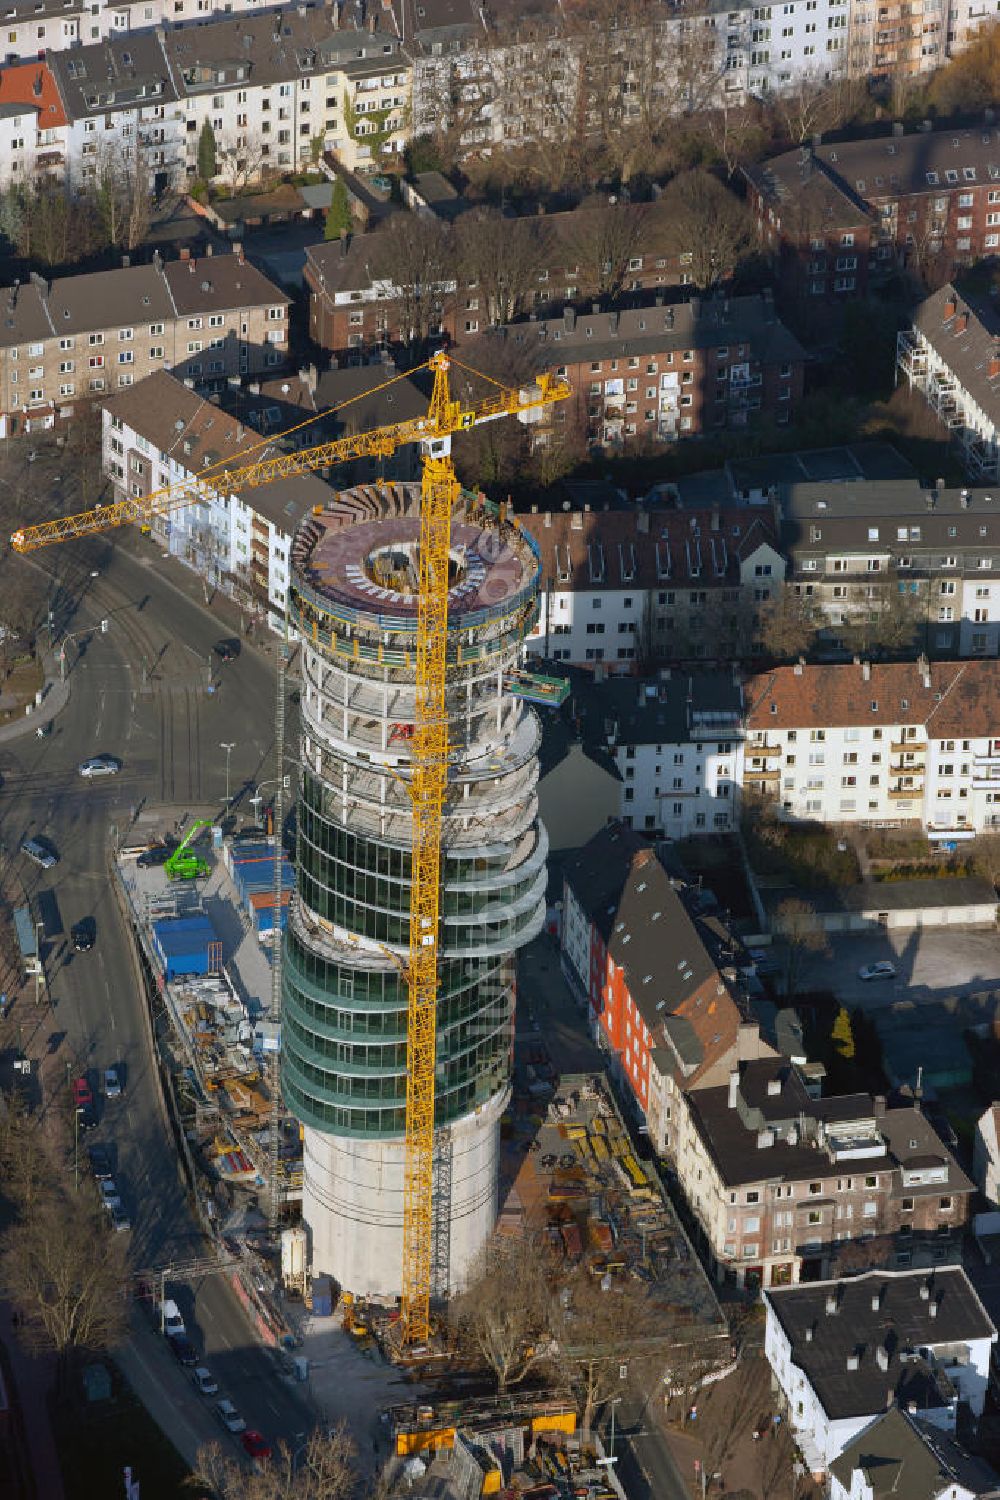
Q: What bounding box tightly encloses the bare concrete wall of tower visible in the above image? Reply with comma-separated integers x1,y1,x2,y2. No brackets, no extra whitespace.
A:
302,1087,510,1297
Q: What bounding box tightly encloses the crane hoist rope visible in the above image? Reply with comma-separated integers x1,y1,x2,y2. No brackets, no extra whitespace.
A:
10,351,570,1347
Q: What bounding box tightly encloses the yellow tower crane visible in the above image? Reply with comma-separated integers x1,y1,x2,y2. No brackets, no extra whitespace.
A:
12,351,570,1348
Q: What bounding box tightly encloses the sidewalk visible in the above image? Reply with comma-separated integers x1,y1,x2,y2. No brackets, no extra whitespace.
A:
0,648,70,746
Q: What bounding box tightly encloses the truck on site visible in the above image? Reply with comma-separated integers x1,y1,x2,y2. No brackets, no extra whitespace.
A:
164,819,213,881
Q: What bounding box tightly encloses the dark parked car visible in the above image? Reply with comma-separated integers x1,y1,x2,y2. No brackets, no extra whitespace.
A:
137,843,173,868
214,638,241,663
71,919,95,953
168,1334,198,1367
87,1143,113,1180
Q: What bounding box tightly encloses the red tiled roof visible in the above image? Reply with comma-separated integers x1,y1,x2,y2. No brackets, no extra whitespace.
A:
0,63,67,128
745,660,1000,737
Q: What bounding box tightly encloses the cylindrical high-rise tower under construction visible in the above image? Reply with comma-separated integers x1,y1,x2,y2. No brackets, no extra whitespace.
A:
281,482,546,1297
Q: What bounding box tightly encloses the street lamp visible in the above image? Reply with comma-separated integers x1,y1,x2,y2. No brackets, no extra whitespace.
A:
57,622,107,682
220,742,236,807
34,921,43,1007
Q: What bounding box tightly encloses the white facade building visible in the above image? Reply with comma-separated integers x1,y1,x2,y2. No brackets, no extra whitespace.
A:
745,658,1000,837
765,1269,997,1475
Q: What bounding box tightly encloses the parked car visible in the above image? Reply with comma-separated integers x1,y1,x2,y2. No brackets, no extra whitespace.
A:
214,638,241,663
109,1203,131,1233
241,1431,272,1463
98,1179,121,1211
104,1066,122,1099
71,919,95,953
215,1399,246,1434
78,755,120,779
20,836,57,868
859,961,897,982
168,1334,198,1368
137,843,173,868
87,1143,113,1180
72,1076,93,1110
192,1367,218,1397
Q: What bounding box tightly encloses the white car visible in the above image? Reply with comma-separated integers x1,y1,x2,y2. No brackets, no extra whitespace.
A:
859,961,897,982
216,1399,247,1434
104,1067,122,1099
78,756,121,779
192,1367,219,1397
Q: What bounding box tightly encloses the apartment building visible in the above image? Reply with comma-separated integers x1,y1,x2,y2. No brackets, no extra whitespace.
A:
0,248,289,435
686,1057,972,1290
303,198,702,359
898,285,1000,486
45,8,410,192
101,369,330,623
779,469,1000,656
572,672,746,838
560,820,645,1010
523,503,784,668
0,0,320,66
486,294,805,450
743,658,1000,837
0,62,69,186
747,125,1000,298
765,1269,996,1473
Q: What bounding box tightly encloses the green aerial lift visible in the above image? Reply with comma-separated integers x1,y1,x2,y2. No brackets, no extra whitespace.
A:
164,819,213,881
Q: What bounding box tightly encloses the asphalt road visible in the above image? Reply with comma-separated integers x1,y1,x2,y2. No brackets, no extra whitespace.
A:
0,535,316,1465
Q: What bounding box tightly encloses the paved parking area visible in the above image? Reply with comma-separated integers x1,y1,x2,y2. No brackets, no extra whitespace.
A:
794,927,1000,1010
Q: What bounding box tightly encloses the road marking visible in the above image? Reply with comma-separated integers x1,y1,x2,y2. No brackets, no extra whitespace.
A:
110,1011,116,1032
127,1109,135,1128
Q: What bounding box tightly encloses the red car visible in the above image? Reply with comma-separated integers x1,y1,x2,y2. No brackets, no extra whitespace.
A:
241,1431,271,1463
72,1076,93,1110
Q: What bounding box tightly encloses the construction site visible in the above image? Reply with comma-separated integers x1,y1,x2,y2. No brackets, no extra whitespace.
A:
116,819,303,1218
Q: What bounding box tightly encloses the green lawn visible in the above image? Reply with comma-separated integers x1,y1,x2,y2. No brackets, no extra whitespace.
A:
50,1365,191,1500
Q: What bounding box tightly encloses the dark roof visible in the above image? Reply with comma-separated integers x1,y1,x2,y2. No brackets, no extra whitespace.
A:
829,1407,1000,1500
728,441,916,495
608,850,720,1032
102,370,266,469
767,1268,996,1422
561,821,646,939
749,127,1000,222
572,671,743,753
237,472,335,534
912,284,1000,422
522,505,781,594
482,292,805,371
49,30,176,118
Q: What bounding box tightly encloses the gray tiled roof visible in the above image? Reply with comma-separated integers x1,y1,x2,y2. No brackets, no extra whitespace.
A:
608,853,719,1032
49,31,177,118
561,820,645,938
912,283,1000,426
102,369,265,469
0,253,286,350
830,1408,1000,1500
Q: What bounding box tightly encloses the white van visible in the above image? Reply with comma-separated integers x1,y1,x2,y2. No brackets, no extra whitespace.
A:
159,1299,185,1338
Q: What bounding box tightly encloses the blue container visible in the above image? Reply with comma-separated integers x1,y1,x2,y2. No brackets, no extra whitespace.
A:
152,914,218,981
311,1275,333,1317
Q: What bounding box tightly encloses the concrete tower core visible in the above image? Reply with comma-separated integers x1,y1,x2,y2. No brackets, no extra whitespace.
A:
282,483,546,1297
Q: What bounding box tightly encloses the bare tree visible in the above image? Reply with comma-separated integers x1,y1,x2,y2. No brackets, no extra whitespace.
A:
572,198,649,303
372,215,455,350
756,1412,797,1500
455,207,550,325
216,132,272,197
190,1424,359,1500
659,170,752,290
773,897,829,1000
0,1191,129,1376
757,584,819,663
834,1234,894,1277
554,1268,654,1435
449,1235,553,1394
707,101,768,180
94,128,152,252
839,571,923,658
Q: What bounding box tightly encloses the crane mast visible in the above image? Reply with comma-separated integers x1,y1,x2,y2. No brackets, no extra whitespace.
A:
11,351,570,1346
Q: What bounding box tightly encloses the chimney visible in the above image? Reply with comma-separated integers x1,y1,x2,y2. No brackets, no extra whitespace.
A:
929,1299,939,1319
944,296,957,320
608,310,619,334
205,243,213,257
871,1290,882,1311
846,1352,860,1371
234,241,245,264
636,509,650,534
876,1345,889,1371
591,302,600,315
989,353,1000,380
121,254,130,269
690,296,701,319
563,305,576,333
892,120,904,137
920,1280,932,1301
804,1326,813,1342
710,510,720,532
957,312,969,333
793,657,804,676
862,660,871,681
543,511,551,528
766,1077,781,1097
825,1293,838,1315
812,131,822,149
180,247,191,261
727,1070,739,1109
872,1093,886,1115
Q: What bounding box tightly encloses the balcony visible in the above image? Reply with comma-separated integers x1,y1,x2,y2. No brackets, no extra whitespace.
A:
890,741,926,754
888,785,921,800
744,767,780,785
890,759,925,774
746,744,783,760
